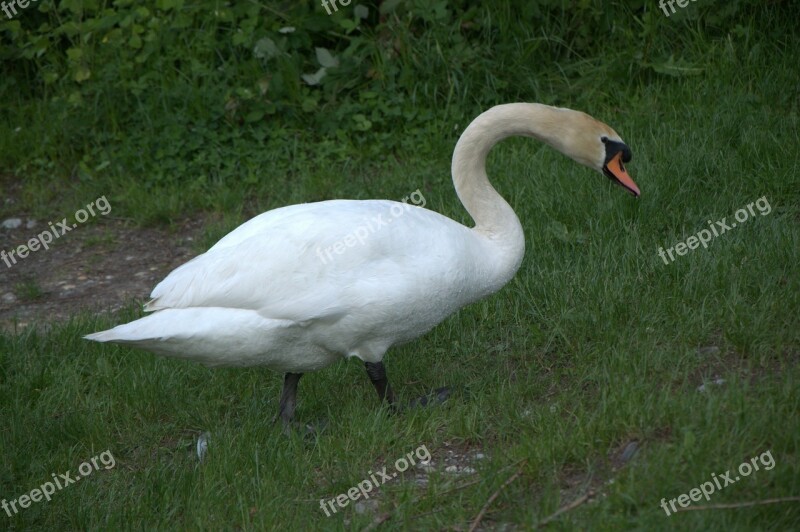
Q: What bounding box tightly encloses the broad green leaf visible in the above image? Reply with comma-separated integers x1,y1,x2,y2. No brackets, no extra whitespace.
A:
253,37,280,59
354,5,368,19
66,47,83,60
73,65,91,82
301,67,327,86
315,47,338,68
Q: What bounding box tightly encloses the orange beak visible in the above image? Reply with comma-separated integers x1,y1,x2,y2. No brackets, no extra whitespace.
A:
603,152,640,197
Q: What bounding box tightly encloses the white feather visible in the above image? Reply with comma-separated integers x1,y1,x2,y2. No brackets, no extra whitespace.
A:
85,103,631,374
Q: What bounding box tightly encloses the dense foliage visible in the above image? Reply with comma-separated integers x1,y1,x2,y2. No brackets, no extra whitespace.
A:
0,0,776,194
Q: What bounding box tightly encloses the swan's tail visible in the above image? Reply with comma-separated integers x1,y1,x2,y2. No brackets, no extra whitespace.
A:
84,308,293,367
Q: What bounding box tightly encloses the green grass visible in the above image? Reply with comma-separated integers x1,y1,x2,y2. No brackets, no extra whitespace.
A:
2,5,799,531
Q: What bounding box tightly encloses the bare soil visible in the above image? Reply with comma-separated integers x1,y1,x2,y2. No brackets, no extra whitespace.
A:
0,217,204,333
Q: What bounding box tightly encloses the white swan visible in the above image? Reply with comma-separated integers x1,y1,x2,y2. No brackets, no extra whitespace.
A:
85,103,639,425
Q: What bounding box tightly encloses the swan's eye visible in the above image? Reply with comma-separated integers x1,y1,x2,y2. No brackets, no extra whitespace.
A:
601,136,608,143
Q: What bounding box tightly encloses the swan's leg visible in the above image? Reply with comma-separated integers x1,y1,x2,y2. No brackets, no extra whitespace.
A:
364,361,451,412
276,372,303,426
364,361,396,408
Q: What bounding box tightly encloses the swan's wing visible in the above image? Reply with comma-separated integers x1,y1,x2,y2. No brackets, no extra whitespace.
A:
144,200,478,323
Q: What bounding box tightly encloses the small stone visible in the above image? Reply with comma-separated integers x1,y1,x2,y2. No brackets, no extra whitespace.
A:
197,432,210,461
474,453,485,460
697,346,720,356
2,218,22,229
26,220,37,229
2,293,17,303
620,441,639,463
697,378,725,393
416,463,436,473
354,499,379,514
444,465,475,475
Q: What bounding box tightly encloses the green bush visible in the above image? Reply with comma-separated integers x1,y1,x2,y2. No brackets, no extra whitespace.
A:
0,0,781,194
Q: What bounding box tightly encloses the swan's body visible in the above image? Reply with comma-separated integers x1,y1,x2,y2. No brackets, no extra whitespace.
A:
86,103,639,423
97,200,516,372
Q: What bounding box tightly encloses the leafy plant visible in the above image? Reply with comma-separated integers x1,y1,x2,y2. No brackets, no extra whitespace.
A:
0,0,785,221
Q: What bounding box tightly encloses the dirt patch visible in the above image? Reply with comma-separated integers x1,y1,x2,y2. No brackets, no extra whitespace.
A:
0,217,203,333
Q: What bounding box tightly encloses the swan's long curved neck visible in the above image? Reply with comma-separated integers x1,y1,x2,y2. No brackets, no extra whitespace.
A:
451,103,570,273
452,103,566,233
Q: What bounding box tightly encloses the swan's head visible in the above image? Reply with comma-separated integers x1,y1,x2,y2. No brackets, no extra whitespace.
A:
527,105,640,197
557,108,640,197
597,133,639,197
